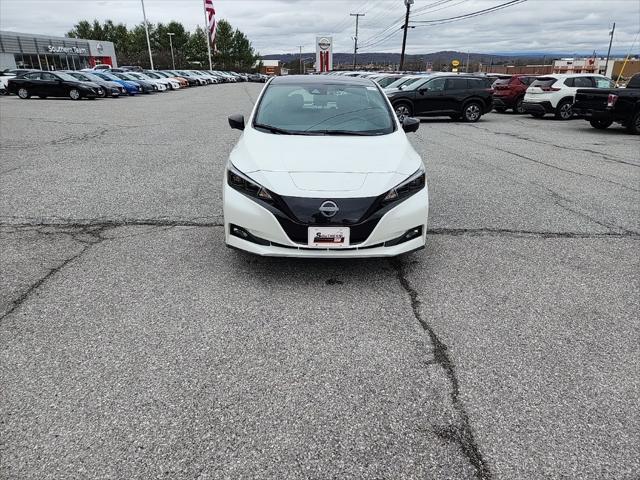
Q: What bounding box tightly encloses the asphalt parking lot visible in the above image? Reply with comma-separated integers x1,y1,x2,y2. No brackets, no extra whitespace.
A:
1,83,638,479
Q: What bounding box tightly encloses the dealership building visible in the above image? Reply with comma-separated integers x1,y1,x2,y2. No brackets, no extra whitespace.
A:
0,31,117,71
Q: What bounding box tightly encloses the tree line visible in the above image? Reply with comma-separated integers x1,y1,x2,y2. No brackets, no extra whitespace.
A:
66,19,260,71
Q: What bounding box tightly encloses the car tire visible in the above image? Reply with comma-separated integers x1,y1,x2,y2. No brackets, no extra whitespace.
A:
463,102,482,122
17,87,30,99
393,102,413,120
515,97,525,114
69,89,81,100
494,107,507,113
589,119,613,130
555,100,573,120
627,110,640,135
98,89,107,98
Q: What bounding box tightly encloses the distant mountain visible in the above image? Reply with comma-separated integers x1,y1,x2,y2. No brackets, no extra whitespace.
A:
261,50,633,67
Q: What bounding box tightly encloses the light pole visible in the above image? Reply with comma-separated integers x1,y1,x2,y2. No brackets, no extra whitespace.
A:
167,32,176,70
605,22,616,76
140,0,154,69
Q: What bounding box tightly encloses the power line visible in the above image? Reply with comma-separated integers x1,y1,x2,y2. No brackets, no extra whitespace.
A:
411,0,527,25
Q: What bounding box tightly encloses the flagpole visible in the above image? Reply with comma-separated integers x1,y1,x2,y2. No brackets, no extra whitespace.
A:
203,1,213,70
140,0,154,69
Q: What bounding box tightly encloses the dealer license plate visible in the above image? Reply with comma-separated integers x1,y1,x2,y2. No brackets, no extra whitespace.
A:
308,227,350,248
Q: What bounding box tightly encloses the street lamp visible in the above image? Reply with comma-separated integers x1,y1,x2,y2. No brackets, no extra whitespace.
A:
167,32,176,70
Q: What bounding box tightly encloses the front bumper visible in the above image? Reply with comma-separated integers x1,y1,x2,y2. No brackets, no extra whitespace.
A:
223,183,429,258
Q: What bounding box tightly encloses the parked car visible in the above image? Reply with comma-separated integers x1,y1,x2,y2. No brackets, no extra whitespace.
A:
174,70,207,85
7,70,103,100
120,65,143,72
0,71,16,95
224,75,425,257
387,74,494,122
492,75,537,113
64,70,125,97
375,74,405,88
126,72,170,91
573,73,640,134
152,71,189,87
113,72,158,93
141,71,181,89
164,70,199,86
92,71,142,95
522,73,615,119
189,70,218,84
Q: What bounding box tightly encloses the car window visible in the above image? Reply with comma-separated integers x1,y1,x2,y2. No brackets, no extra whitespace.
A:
41,73,56,81
595,77,615,88
424,77,446,91
531,77,557,89
24,72,41,80
467,78,487,89
445,78,468,90
573,77,593,88
564,77,575,87
254,82,395,135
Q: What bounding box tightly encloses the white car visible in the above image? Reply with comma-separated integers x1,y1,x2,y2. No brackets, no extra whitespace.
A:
189,70,218,84
176,70,207,85
523,73,616,119
126,72,169,91
143,71,181,89
223,75,428,258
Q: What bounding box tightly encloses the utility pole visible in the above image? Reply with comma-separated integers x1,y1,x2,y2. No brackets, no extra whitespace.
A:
298,45,303,74
350,13,365,70
399,0,414,71
605,22,615,76
167,33,176,70
140,0,154,69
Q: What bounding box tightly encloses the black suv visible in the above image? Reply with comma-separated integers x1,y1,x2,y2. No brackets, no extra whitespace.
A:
386,75,494,122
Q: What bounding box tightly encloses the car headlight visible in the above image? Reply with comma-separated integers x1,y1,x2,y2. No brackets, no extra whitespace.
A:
382,166,426,203
227,164,273,202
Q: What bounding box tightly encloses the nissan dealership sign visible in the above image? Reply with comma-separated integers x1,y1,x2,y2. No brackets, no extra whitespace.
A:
315,36,333,72
47,45,88,55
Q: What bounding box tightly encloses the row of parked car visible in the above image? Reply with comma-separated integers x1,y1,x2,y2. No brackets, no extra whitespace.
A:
0,67,268,99
320,70,639,134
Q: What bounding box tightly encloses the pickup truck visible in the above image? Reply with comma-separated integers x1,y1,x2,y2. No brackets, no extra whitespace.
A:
573,73,640,134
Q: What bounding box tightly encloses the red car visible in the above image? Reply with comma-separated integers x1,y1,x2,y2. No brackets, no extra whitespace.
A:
492,75,537,113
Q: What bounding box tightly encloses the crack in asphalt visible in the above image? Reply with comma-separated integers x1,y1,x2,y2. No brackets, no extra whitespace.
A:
466,124,639,168
390,258,493,480
0,225,108,322
427,227,639,238
0,217,224,228
437,128,639,192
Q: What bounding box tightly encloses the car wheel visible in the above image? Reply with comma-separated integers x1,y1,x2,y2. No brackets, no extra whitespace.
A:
555,100,573,120
17,87,30,99
531,112,545,118
494,107,507,113
69,89,81,100
627,110,640,135
463,102,482,122
589,119,613,130
394,102,413,120
515,97,525,114
98,89,107,98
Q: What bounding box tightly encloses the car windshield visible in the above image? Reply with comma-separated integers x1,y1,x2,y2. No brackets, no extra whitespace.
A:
385,76,415,89
69,73,89,81
253,81,395,136
82,73,103,82
398,77,425,90
56,72,81,82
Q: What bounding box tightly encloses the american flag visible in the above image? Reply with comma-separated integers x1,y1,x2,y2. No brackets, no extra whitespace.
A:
204,0,217,47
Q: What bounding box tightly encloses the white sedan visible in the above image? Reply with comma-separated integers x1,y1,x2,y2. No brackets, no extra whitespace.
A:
126,72,170,91
223,75,428,257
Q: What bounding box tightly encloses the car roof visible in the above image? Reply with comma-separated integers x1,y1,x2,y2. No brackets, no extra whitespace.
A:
270,75,375,86
540,73,607,78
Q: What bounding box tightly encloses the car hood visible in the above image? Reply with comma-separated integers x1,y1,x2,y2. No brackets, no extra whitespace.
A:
229,128,423,197
75,81,100,88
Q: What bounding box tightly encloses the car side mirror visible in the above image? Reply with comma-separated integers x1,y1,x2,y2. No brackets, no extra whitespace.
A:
228,114,245,131
402,117,420,133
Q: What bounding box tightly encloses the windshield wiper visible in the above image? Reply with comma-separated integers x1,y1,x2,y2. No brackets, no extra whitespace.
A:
253,123,296,135
305,129,380,136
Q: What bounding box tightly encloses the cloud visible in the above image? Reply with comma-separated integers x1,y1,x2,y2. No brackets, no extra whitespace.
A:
1,0,638,55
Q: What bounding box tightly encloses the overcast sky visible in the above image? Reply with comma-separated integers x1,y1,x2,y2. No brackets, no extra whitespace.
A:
1,0,639,56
